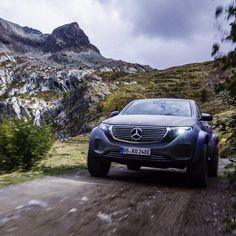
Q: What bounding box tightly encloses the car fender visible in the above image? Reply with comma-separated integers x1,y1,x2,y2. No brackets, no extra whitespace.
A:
88,127,111,156
192,130,208,164
88,127,99,150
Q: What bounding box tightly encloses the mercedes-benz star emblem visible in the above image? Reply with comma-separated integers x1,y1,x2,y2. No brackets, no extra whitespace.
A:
131,128,143,141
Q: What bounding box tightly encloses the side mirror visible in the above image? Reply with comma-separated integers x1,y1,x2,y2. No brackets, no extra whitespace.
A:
201,113,213,121
110,111,119,117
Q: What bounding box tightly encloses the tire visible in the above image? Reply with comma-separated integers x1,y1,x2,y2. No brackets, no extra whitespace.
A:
127,163,141,171
87,152,111,177
208,147,219,177
187,144,208,187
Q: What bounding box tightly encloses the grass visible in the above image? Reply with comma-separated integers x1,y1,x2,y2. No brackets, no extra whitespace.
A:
40,133,89,173
0,134,89,188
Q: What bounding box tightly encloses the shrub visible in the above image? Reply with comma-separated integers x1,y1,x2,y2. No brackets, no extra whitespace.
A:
214,110,236,158
0,119,54,171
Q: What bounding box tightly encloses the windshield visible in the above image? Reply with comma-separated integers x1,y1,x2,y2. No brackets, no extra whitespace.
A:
122,100,192,117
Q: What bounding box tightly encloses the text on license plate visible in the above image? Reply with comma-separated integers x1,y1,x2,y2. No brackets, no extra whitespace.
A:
120,147,151,156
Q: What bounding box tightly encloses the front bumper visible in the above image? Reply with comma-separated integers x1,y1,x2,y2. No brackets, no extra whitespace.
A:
88,127,199,169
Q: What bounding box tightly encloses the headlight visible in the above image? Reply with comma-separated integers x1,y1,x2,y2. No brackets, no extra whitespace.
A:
99,123,112,132
169,127,192,135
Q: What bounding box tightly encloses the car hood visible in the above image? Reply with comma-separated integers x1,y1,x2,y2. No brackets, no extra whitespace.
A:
103,115,197,127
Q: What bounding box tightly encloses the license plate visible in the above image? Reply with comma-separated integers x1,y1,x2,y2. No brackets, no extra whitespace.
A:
120,147,151,156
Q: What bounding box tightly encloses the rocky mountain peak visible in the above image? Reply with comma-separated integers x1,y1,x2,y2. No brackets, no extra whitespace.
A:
0,18,45,53
0,17,153,70
54,22,81,33
43,22,100,53
22,26,42,35
0,18,99,54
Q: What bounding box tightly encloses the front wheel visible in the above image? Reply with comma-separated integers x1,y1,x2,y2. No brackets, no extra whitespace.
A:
187,144,208,187
87,152,111,177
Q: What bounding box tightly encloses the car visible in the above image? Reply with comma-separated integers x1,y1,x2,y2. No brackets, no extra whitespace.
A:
87,98,219,187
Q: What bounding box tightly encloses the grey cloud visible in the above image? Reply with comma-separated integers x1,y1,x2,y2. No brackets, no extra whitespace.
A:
107,0,218,40
131,1,211,38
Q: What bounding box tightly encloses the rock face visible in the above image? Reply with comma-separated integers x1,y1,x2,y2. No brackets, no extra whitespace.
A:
0,18,99,54
42,22,100,53
0,18,152,137
0,18,45,53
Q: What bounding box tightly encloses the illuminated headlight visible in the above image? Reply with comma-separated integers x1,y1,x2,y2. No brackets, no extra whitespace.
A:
170,127,192,135
99,123,112,132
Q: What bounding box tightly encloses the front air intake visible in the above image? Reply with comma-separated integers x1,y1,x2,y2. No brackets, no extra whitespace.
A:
110,125,168,144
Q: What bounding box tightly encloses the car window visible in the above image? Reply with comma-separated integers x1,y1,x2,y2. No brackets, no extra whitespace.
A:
122,100,192,117
196,105,201,118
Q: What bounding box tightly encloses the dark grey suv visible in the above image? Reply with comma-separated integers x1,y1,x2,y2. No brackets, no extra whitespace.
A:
87,98,219,187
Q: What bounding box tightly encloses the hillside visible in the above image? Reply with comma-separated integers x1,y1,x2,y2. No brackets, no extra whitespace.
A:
0,18,151,138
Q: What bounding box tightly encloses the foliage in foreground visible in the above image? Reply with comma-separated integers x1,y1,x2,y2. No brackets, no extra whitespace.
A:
0,134,88,188
214,110,236,158
212,0,236,187
0,119,54,171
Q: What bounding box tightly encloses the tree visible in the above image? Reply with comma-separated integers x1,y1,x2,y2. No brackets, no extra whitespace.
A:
213,1,236,188
213,1,236,64
212,1,236,105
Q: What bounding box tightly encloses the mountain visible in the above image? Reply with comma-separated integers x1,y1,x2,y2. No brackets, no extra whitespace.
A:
0,19,100,55
0,18,152,138
0,18,151,71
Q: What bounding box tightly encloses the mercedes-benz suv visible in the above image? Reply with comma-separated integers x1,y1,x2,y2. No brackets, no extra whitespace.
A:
87,98,219,187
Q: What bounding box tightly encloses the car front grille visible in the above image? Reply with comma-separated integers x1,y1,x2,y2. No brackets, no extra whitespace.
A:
110,125,168,143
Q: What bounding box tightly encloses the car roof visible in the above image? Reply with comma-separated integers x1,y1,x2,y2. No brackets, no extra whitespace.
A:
133,98,194,102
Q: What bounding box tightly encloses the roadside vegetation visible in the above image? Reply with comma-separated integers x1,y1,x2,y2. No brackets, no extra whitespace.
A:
0,133,89,188
212,1,236,231
213,0,236,187
0,119,54,171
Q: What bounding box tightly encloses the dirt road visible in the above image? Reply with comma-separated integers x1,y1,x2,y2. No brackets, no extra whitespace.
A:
0,160,234,236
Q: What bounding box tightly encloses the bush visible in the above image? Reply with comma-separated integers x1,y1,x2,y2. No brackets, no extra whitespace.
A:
214,110,236,158
0,119,54,171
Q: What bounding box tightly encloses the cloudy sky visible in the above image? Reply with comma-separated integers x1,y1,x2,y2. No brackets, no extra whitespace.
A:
0,0,230,69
